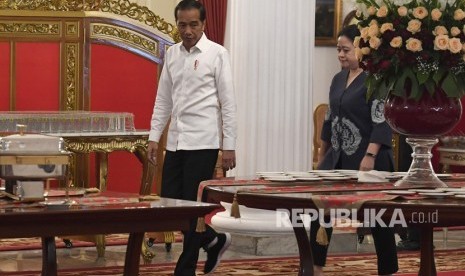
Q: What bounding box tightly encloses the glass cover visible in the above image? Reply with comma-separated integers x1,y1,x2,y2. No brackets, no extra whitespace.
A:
0,111,136,133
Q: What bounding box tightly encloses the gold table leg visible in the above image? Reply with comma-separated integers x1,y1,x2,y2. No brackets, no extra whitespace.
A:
142,231,177,263
133,146,156,195
95,152,108,191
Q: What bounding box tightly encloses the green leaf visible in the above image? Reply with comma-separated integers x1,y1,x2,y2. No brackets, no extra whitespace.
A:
393,70,408,97
441,73,460,98
433,68,446,85
378,79,389,100
425,80,436,96
365,75,376,101
406,70,420,100
456,76,465,97
416,71,429,85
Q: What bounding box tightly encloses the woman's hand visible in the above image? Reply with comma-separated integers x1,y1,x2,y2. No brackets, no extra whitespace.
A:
359,155,375,171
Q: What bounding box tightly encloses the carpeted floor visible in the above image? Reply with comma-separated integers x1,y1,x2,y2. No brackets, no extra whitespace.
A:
2,248,465,276
0,233,183,251
323,249,465,275
0,235,128,251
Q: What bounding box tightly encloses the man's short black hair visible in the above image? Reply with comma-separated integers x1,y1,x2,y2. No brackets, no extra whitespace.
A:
175,0,206,22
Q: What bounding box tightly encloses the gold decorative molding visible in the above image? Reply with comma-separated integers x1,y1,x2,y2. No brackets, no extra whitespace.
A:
0,20,60,36
443,154,465,162
90,23,159,58
65,21,79,37
0,0,178,41
99,0,177,41
0,0,99,11
164,43,171,55
64,136,148,153
64,43,79,111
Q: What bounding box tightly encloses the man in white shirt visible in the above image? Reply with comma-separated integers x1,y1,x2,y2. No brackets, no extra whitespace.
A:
147,1,236,275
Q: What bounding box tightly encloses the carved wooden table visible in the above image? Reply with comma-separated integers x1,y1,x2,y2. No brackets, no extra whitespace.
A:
202,179,465,276
0,192,219,276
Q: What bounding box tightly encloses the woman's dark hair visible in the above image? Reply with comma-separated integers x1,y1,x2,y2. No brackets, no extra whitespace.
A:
337,24,360,42
175,0,206,22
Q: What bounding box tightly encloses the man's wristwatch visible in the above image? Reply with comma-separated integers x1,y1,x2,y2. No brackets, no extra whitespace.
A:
365,152,377,158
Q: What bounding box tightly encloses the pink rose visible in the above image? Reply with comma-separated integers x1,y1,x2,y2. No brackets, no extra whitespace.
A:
412,6,428,19
368,24,380,37
354,36,361,48
433,26,448,36
407,19,422,34
406,38,423,52
390,36,403,48
376,6,389,17
451,27,461,37
434,35,449,51
368,6,376,16
360,27,370,41
454,9,465,20
369,36,381,49
380,23,394,34
449,38,462,54
431,8,442,21
398,6,408,17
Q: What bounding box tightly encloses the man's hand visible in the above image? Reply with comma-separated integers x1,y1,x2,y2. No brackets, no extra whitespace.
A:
222,150,236,171
147,141,158,165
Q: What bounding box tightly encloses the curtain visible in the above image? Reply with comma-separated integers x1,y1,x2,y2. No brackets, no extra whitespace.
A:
224,0,315,176
199,0,228,45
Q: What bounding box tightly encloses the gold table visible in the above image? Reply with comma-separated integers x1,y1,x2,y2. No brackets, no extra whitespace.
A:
437,147,465,173
52,131,156,194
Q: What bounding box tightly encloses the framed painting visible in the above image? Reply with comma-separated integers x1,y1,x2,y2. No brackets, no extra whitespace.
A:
315,0,343,46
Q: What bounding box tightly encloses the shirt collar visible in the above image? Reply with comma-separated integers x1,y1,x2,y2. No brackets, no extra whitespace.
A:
186,33,208,53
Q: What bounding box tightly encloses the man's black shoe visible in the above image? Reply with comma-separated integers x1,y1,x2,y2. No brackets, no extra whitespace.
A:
203,233,231,274
396,240,420,251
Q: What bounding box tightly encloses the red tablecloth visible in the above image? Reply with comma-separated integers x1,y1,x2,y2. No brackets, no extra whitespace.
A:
198,178,465,214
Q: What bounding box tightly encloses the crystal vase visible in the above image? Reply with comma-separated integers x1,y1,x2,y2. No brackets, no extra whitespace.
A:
384,88,462,187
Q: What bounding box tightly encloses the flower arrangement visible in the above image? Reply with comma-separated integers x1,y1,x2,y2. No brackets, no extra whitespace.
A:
353,0,465,100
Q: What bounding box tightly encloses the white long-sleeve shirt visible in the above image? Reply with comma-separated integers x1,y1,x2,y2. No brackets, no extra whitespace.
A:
149,34,237,151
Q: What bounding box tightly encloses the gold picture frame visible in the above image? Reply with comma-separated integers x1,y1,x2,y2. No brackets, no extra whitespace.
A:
315,0,342,46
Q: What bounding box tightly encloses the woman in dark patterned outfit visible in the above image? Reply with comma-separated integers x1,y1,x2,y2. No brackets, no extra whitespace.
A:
312,25,398,276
